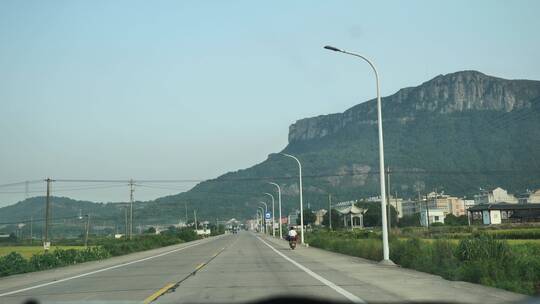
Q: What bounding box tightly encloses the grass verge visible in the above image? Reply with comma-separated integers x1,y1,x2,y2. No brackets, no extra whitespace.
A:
307,230,540,295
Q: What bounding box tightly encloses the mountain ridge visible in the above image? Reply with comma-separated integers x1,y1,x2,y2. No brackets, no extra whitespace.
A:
1,70,539,224
289,70,540,144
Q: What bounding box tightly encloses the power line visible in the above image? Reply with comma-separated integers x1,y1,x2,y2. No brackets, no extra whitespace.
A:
0,184,128,194
0,180,42,188
2,169,540,191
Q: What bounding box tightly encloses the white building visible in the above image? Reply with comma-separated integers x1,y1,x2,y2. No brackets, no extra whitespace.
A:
420,209,445,227
518,189,540,204
474,187,518,204
529,190,540,203
425,192,466,216
463,200,476,209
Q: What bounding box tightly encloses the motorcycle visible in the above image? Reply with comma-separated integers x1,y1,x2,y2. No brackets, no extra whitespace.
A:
288,235,297,250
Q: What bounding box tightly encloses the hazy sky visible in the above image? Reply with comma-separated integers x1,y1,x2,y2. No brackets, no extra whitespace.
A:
1,0,539,207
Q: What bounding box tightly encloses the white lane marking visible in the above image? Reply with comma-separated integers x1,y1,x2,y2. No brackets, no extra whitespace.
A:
257,236,366,304
0,236,223,298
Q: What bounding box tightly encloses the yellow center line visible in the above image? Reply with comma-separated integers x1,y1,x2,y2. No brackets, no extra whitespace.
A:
195,262,206,271
143,282,175,304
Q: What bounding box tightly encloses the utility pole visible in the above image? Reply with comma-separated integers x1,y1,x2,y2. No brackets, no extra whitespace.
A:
425,194,430,230
194,210,198,230
395,191,399,224
328,194,332,230
84,215,90,247
30,216,33,245
25,181,29,199
44,178,52,248
185,201,188,225
124,206,128,238
129,179,134,240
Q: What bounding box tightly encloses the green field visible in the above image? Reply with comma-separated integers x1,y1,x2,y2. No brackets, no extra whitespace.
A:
0,246,86,259
307,229,540,295
398,237,540,245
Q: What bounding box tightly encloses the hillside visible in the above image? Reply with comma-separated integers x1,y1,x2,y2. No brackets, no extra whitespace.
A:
0,196,143,237
1,71,540,224
151,71,540,221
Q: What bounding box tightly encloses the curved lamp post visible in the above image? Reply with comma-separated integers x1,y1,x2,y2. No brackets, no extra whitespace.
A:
256,207,263,230
259,202,268,234
278,153,304,244
323,45,392,264
268,182,282,239
263,193,276,237
257,207,265,233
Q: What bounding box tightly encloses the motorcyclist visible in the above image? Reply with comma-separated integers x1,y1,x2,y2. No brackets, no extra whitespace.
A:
287,226,297,241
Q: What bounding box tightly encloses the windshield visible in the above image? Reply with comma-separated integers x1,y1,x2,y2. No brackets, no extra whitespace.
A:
1,1,539,304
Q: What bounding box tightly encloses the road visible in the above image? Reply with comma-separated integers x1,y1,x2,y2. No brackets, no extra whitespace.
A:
0,231,528,304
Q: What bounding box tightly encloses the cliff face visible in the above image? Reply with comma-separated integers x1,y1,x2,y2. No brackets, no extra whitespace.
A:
289,71,540,144
129,70,540,220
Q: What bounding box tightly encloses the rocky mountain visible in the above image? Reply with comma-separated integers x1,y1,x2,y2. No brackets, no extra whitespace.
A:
2,71,540,225
289,71,540,143
150,70,540,221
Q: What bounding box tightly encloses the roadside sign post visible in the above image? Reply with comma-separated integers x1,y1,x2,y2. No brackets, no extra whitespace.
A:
265,212,271,235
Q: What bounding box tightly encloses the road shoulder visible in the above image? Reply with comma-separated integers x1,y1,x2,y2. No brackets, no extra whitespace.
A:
0,235,224,296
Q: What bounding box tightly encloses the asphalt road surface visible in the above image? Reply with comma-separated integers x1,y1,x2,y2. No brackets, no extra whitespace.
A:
0,231,528,304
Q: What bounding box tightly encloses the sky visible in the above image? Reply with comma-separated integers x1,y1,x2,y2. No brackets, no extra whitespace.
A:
1,0,539,207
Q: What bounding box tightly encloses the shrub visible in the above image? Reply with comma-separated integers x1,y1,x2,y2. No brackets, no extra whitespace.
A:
98,234,183,256
0,252,30,276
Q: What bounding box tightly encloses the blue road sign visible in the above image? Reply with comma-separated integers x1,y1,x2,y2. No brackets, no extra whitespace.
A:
265,212,271,220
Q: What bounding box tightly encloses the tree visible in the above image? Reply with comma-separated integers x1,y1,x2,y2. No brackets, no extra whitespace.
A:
145,226,156,234
297,209,316,225
399,214,421,227
322,209,343,229
444,214,468,226
354,201,398,227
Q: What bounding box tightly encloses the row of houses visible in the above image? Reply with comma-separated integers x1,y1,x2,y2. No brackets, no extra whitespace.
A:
298,187,540,228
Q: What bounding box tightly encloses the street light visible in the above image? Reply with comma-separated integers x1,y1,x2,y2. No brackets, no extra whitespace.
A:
256,209,263,232
259,202,268,234
324,45,393,264
263,193,276,237
278,153,304,244
257,207,265,233
268,182,283,239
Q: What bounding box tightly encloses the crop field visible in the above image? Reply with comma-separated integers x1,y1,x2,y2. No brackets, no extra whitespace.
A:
398,238,540,245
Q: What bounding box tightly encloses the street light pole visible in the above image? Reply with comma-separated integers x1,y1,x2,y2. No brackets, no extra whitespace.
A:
324,45,393,264
256,209,261,232
259,202,268,234
279,153,304,244
257,207,265,233
264,193,275,237
268,182,283,239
